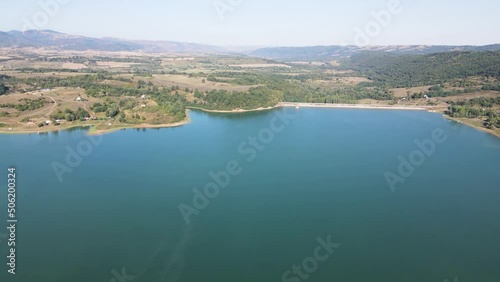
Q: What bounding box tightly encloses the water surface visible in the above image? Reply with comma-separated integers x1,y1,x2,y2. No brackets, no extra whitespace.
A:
1,108,500,282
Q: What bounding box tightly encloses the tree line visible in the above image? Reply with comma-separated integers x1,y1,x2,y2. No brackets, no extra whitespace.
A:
446,97,500,129
344,51,500,88
0,98,49,112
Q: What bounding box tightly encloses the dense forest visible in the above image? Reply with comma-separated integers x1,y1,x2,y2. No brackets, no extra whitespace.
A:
51,107,90,122
191,87,282,110
344,51,500,88
206,71,393,104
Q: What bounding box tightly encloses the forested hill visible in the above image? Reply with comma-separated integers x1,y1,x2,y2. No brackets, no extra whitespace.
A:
343,51,500,88
250,45,500,60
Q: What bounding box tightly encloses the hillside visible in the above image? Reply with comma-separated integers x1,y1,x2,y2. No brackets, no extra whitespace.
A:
249,44,500,60
0,30,228,54
3,30,500,60
344,51,500,88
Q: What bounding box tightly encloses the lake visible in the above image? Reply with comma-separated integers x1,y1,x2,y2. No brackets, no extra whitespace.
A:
1,108,500,282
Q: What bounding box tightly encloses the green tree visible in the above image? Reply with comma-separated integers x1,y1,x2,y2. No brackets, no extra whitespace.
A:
0,83,8,95
106,106,119,118
194,89,203,99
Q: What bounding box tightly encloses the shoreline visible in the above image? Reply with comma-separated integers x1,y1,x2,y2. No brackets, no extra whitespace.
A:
278,102,433,111
1,104,498,138
189,103,438,113
187,105,279,113
87,109,191,136
87,117,191,136
443,115,500,138
0,110,191,136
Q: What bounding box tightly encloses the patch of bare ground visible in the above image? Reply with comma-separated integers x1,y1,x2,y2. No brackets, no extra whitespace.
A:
436,91,500,102
0,88,101,128
1,71,86,79
289,61,326,66
228,64,291,68
148,74,255,92
391,86,433,98
357,99,390,105
0,94,54,126
325,69,353,75
0,60,63,69
330,61,340,67
339,77,371,84
96,62,140,68
61,62,88,69
163,57,195,61
276,73,308,76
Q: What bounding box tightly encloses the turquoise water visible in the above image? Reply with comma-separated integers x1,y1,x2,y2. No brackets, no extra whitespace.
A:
1,108,500,282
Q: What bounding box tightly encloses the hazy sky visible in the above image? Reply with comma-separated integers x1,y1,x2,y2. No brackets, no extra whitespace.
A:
1,0,499,46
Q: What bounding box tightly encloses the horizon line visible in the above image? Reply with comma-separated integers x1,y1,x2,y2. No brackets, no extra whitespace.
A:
2,29,500,49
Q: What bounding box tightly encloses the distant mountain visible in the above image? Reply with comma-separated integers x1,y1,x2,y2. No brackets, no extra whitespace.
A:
0,30,228,54
249,44,500,60
2,30,499,59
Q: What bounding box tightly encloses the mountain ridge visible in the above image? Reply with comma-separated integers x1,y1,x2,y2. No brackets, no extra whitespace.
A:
0,29,228,54
1,30,499,59
248,44,500,60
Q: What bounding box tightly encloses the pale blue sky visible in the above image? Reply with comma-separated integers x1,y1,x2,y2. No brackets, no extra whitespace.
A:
1,0,499,46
